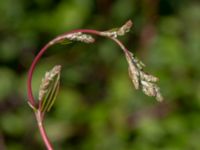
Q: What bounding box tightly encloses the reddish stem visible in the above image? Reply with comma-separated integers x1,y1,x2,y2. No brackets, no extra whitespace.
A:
27,28,130,150
27,29,100,107
35,111,53,150
27,29,101,150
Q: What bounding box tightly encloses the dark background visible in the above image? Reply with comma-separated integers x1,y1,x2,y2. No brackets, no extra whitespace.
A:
0,0,200,149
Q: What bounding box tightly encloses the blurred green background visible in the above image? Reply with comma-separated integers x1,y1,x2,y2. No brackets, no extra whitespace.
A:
0,0,200,149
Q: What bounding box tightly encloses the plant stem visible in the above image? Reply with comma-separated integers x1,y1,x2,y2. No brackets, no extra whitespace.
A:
27,29,100,108
27,29,101,150
35,111,53,150
27,28,129,150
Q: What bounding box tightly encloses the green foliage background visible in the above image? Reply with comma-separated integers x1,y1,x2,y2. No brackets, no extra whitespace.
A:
0,0,200,149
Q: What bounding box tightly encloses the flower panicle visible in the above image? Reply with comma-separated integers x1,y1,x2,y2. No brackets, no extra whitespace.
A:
117,20,133,36
125,51,163,102
100,20,133,38
64,32,95,43
98,20,163,101
39,65,61,102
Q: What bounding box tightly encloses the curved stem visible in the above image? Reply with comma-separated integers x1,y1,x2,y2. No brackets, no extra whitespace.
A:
27,29,101,150
107,36,133,59
28,44,50,107
27,28,130,150
27,29,100,107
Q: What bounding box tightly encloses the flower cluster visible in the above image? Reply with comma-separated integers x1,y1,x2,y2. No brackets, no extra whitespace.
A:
100,20,163,101
38,65,61,112
64,32,95,43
